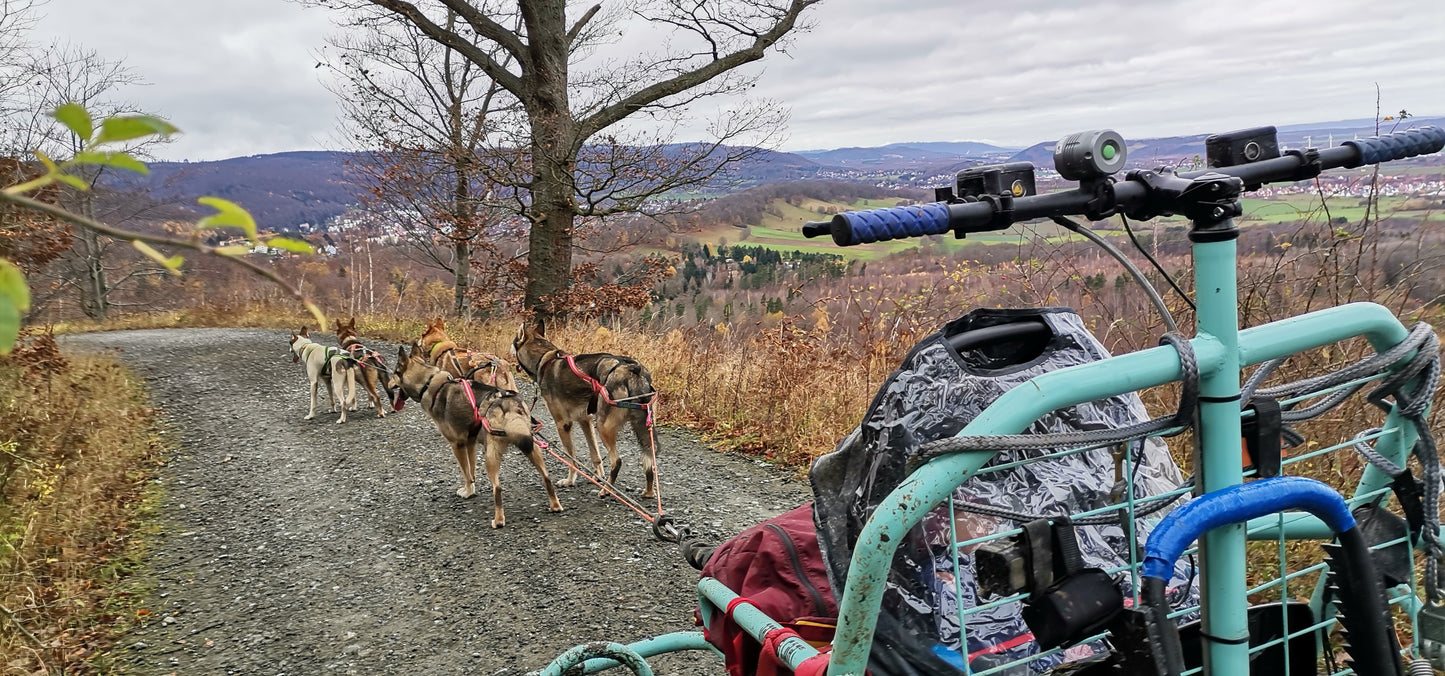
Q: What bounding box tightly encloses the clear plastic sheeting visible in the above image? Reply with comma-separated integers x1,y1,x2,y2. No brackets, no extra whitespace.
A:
810,308,1198,675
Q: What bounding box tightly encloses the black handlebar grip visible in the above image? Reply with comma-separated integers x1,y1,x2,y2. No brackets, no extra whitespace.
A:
1342,125,1445,167
801,220,832,238
829,202,952,246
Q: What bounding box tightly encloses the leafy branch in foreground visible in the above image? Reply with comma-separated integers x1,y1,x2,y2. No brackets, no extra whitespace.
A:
0,103,324,352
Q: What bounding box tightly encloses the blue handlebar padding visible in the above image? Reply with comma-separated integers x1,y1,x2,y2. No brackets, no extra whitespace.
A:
1344,126,1445,166
836,203,951,245
1140,477,1355,580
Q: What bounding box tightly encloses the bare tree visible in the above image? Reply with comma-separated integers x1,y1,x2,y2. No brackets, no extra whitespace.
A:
20,43,153,319
314,0,818,316
323,8,519,318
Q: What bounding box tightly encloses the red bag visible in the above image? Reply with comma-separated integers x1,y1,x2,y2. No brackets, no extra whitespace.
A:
698,503,837,676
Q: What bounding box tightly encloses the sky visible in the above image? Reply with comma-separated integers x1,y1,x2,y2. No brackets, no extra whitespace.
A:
29,0,1445,162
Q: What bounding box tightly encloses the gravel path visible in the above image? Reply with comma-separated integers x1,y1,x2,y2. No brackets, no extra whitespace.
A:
62,328,810,675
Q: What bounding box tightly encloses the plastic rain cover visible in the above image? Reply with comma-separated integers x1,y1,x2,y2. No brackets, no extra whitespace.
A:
810,308,1198,675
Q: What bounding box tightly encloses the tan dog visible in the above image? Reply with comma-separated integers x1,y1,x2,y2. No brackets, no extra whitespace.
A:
512,319,659,499
334,317,393,417
385,344,561,528
417,319,518,392
287,327,356,424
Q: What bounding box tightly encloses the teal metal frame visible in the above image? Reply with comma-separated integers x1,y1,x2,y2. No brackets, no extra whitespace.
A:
537,224,1432,675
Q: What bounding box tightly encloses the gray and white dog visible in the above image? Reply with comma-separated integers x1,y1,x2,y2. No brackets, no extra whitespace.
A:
287,327,356,424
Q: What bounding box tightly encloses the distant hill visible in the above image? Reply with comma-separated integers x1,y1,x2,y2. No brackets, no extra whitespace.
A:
111,151,361,231
105,116,1441,230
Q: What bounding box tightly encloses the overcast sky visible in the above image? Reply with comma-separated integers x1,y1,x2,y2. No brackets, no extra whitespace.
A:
30,0,1445,161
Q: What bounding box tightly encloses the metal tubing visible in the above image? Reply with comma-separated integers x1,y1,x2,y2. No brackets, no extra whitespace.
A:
824,300,1415,676
1191,234,1250,673
538,642,655,676
574,633,720,674
698,577,821,670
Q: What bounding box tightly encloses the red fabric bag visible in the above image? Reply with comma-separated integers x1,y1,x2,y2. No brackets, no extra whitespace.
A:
698,503,838,676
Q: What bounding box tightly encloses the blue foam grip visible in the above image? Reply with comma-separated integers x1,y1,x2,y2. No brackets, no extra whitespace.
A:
1343,126,1445,166
1140,476,1355,581
835,203,952,245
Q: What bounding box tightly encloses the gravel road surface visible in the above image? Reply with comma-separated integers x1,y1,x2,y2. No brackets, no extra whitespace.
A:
62,328,811,675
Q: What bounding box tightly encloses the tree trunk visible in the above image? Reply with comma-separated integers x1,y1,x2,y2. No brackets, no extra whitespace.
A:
453,240,471,319
77,192,108,320
520,0,575,317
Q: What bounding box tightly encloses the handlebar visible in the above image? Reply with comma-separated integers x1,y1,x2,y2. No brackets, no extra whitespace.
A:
804,125,1445,247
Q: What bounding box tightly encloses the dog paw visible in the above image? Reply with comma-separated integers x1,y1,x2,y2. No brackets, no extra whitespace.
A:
641,491,656,500
549,504,564,513
303,414,315,420
335,418,346,425
456,486,476,499
491,519,505,529
556,477,575,487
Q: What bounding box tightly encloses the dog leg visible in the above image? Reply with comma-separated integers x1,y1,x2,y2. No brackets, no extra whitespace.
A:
525,445,563,513
484,443,504,528
346,370,358,411
578,417,606,487
365,371,386,418
451,441,476,498
597,410,624,498
305,378,318,420
555,417,581,487
633,415,658,500
333,374,348,424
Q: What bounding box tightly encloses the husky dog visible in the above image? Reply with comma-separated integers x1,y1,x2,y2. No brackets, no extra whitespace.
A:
288,327,355,424
386,344,562,528
417,319,518,392
511,319,660,499
334,317,394,417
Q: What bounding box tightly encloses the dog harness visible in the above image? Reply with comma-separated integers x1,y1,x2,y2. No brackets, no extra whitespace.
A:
430,343,505,387
417,371,509,438
342,339,390,374
562,354,656,412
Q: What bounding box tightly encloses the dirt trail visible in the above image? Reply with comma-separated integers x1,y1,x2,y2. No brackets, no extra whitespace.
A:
62,328,810,675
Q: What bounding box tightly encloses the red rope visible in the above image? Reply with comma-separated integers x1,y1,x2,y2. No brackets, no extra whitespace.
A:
538,439,658,524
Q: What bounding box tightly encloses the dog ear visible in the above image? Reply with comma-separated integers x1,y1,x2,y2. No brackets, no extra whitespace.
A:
533,317,546,337
300,326,309,337
435,318,446,330
347,317,356,330
397,345,407,363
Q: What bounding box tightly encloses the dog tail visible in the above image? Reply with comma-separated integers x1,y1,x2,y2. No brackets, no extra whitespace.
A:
502,405,535,455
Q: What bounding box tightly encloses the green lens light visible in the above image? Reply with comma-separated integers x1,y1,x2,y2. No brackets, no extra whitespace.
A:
1102,143,1117,161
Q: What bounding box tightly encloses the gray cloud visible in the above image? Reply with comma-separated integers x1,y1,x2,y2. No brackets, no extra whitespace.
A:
31,0,1445,160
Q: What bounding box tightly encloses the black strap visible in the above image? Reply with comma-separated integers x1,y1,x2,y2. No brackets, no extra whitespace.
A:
1243,397,1283,478
1392,467,1427,542
1022,519,1055,597
1051,516,1085,576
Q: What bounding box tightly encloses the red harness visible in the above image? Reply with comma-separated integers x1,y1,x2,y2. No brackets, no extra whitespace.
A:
562,354,656,423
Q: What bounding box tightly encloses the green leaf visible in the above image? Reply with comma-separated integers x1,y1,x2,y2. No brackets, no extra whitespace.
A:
54,173,89,190
0,259,30,314
34,149,59,173
0,300,18,355
93,115,179,146
196,197,257,241
305,301,327,331
71,150,149,175
131,241,184,275
265,237,313,254
0,259,30,355
53,102,93,141
214,245,251,256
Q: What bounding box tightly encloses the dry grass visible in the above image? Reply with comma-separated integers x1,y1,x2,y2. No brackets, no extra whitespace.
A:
1,334,166,675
